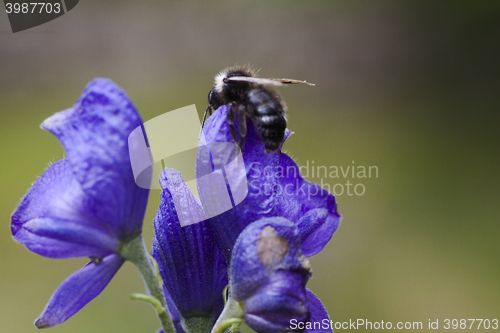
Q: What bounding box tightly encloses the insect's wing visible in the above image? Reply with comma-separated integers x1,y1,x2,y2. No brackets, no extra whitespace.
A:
269,78,316,86
224,76,284,86
224,76,315,87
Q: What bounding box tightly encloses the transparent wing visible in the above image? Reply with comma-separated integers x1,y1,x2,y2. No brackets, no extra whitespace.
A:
269,78,316,86
224,76,315,86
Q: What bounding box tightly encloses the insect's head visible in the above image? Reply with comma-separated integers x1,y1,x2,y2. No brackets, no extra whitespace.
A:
207,88,222,111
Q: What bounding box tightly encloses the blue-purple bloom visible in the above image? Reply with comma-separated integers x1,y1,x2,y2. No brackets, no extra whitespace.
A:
11,75,338,333
198,105,341,261
228,217,331,333
11,78,150,328
197,105,336,333
152,103,336,333
153,168,228,331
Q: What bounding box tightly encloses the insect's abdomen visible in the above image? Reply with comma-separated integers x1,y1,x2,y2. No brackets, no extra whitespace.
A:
247,89,286,153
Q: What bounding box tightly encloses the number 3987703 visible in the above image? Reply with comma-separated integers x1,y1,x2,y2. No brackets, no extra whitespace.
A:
5,2,61,14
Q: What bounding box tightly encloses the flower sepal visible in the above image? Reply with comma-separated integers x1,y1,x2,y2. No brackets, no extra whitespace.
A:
182,316,219,333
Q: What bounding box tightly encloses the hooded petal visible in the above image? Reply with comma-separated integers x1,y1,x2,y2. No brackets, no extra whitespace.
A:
40,78,149,240
153,168,228,319
11,159,118,258
230,217,312,333
34,254,124,328
198,106,340,260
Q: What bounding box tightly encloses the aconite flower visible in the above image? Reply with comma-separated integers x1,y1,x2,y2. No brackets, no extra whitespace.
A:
11,78,151,328
213,217,332,333
197,105,341,261
153,168,228,333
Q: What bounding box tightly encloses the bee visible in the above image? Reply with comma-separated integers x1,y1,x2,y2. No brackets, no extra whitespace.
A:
202,66,314,153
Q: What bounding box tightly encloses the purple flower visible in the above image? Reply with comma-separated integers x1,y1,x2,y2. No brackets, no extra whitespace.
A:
11,78,149,328
304,291,333,333
225,217,331,333
152,168,228,331
198,105,341,261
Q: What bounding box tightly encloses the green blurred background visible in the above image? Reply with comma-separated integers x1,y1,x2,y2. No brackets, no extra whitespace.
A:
1,1,499,332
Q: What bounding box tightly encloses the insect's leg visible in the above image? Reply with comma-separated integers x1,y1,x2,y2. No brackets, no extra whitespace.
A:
201,105,213,128
226,103,235,125
237,104,247,151
226,103,239,145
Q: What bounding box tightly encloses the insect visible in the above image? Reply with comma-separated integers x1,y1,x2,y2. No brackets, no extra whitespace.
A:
203,66,314,153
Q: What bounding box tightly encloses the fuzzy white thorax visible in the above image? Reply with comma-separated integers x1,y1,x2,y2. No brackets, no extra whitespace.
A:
214,70,228,94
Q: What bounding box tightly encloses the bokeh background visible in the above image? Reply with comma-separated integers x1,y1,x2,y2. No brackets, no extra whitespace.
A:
1,1,499,332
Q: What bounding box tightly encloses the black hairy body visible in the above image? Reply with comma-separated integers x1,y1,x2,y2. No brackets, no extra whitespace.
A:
203,66,294,153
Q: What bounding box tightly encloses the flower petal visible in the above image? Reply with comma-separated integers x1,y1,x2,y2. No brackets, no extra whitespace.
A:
13,217,117,259
163,285,182,323
275,154,340,257
244,315,292,333
305,289,332,333
296,208,339,258
153,168,228,318
230,217,309,301
34,254,124,328
243,271,309,331
230,217,311,333
199,106,340,260
40,78,149,240
11,159,118,258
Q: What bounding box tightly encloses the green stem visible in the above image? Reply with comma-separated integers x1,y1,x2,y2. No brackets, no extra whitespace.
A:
120,234,176,333
211,297,244,333
130,293,164,314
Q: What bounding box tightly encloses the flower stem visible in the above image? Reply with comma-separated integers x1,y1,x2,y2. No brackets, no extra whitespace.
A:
120,234,176,333
211,297,244,333
130,293,164,314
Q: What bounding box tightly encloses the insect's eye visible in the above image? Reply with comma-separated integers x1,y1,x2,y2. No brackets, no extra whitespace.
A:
208,89,221,110
207,89,214,103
